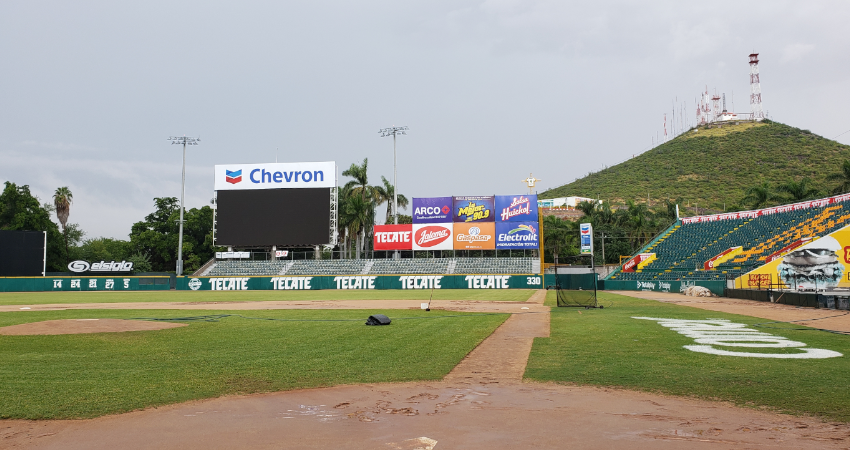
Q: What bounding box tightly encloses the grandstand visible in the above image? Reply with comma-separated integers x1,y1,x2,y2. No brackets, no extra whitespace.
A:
200,257,537,277
608,194,850,282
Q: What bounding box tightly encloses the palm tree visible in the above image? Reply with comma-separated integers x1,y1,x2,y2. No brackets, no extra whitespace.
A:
342,158,372,202
344,195,371,259
543,215,571,265
53,187,73,264
775,178,821,203
827,160,850,195
740,182,778,210
373,176,409,224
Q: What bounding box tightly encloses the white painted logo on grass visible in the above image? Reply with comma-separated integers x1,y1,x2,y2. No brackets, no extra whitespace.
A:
633,317,842,359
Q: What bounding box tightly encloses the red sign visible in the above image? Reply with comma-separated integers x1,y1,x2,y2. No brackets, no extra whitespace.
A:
412,224,453,250
373,224,413,250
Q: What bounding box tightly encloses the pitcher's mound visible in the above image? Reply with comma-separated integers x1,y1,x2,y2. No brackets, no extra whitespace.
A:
0,319,187,336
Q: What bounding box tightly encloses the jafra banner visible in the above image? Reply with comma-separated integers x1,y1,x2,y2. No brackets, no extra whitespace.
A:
736,224,850,290
412,197,453,224
495,195,538,222
453,196,495,223
213,161,336,190
412,223,453,250
495,222,539,249
454,222,496,250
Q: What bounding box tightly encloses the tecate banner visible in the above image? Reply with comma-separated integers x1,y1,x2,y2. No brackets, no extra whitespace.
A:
214,161,336,190
454,222,496,250
453,196,495,223
373,224,413,250
412,223,453,250
412,197,453,223
495,222,539,249
580,223,593,255
496,195,538,222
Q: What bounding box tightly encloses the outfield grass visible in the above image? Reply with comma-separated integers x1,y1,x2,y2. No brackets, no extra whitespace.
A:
0,289,536,306
0,308,507,419
527,292,850,422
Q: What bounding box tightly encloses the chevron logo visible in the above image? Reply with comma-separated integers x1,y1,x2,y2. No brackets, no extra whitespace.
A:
225,169,242,184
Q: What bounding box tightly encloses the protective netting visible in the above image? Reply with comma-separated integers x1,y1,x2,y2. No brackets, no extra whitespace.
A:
551,273,598,308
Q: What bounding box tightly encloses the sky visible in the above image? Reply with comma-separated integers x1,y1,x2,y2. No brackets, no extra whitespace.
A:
2,1,849,240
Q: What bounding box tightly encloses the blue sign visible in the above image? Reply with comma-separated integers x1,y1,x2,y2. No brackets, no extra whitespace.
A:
412,197,453,224
495,195,538,222
495,222,540,249
453,196,495,223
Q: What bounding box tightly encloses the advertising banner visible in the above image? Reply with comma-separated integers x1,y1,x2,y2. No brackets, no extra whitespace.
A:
681,193,850,225
412,197,453,223
736,225,850,290
495,195,538,222
453,196,495,223
495,222,540,249
412,223,453,250
580,223,593,255
373,224,413,250
453,222,496,250
177,274,544,291
214,161,336,190
622,253,655,272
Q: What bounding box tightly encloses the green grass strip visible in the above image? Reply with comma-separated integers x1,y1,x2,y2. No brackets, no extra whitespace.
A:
0,289,536,306
528,292,850,422
0,309,507,419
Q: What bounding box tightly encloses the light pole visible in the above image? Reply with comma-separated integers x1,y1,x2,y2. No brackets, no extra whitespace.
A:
379,126,408,259
169,135,200,275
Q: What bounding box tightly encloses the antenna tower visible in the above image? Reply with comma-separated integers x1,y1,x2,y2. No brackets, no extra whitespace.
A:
711,92,721,123
749,53,764,120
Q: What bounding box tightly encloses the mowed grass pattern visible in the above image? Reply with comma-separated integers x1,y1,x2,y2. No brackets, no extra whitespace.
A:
0,309,507,419
0,289,536,306
528,292,850,422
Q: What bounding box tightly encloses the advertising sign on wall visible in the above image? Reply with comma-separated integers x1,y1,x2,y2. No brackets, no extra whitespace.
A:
373,224,413,250
454,222,496,250
214,161,336,190
495,195,538,222
580,223,593,255
495,222,539,249
453,196,495,223
412,223,453,250
412,197,453,223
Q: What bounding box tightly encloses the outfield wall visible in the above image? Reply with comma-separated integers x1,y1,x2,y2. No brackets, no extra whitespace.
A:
0,276,171,292
178,274,545,290
603,279,725,296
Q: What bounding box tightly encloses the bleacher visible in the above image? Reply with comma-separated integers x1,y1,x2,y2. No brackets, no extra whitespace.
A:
608,195,850,282
203,257,535,277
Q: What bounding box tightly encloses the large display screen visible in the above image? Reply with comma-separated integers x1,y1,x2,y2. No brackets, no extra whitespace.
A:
0,230,45,276
215,188,330,247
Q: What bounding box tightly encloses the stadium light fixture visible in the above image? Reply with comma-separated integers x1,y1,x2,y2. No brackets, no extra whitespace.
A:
168,135,200,275
379,126,408,259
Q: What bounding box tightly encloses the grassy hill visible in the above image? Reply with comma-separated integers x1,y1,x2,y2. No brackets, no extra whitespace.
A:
542,121,850,213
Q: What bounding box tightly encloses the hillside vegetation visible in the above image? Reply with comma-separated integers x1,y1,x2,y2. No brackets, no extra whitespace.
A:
542,121,850,213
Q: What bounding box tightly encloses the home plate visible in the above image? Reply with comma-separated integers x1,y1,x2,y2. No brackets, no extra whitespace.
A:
386,436,437,450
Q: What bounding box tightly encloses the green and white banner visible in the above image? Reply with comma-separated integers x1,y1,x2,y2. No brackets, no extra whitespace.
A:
180,274,545,291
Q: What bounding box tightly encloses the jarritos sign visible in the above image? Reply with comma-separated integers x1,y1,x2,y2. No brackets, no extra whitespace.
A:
373,224,413,251
454,222,496,250
681,193,850,225
412,223,453,250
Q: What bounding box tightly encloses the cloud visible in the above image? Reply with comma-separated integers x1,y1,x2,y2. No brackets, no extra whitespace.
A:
780,43,815,63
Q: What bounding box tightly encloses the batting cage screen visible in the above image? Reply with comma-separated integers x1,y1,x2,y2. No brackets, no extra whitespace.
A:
550,273,600,308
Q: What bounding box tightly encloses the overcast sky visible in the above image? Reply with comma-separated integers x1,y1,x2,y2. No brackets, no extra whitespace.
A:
2,1,848,239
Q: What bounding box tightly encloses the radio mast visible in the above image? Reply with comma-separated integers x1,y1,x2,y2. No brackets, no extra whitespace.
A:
749,53,764,120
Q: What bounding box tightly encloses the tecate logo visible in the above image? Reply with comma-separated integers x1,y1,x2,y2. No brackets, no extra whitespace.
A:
416,226,450,247
225,169,242,184
188,278,202,291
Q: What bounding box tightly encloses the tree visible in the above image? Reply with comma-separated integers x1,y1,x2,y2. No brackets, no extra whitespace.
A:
543,215,574,265
827,160,850,195
775,177,821,203
740,182,778,210
341,159,376,257
53,187,73,264
343,194,371,259
0,182,65,271
373,176,409,224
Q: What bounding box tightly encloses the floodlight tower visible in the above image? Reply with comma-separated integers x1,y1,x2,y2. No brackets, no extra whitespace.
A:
379,126,408,259
169,135,200,275
749,53,764,120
